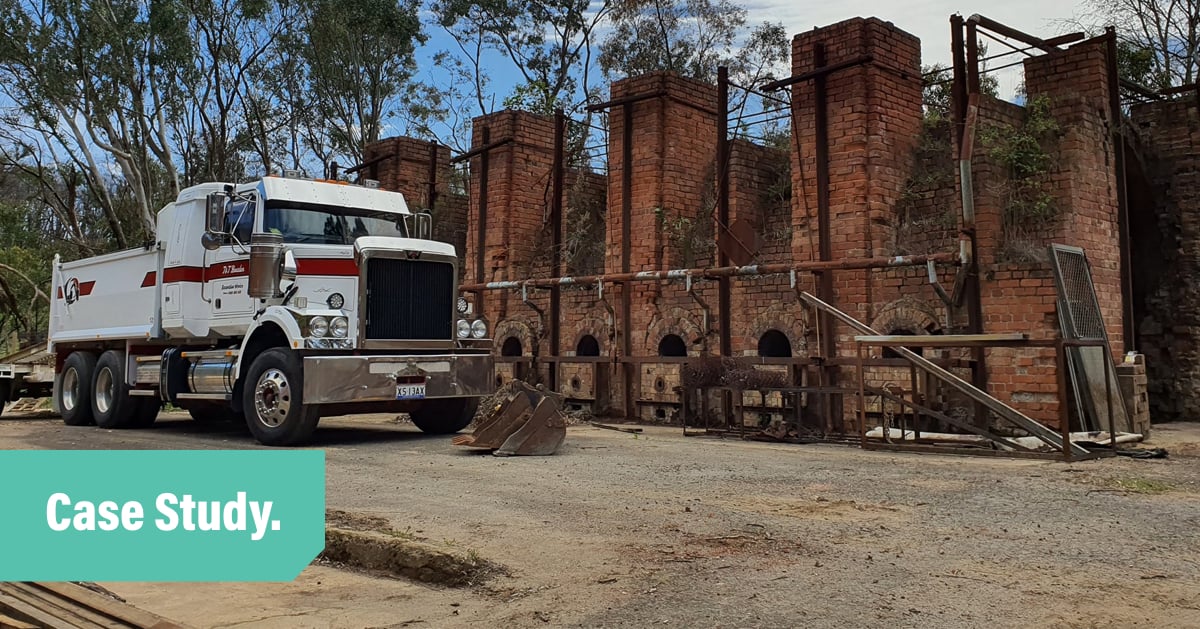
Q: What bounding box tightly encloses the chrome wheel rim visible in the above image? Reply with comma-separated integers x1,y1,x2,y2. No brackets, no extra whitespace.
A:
253,368,291,428
95,367,114,415
62,367,79,412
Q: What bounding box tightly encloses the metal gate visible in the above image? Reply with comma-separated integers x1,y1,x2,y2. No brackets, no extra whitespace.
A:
1049,244,1130,432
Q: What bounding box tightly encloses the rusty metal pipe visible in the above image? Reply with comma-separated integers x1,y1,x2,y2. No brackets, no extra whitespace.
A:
459,253,959,292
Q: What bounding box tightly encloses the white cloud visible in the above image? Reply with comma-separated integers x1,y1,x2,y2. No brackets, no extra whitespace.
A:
742,1,1089,98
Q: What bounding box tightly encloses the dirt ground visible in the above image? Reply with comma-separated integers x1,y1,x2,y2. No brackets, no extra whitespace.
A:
2,411,1200,628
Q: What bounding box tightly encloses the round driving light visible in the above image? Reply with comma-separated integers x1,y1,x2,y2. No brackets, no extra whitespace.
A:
327,292,345,309
456,296,469,314
471,319,488,339
456,319,471,339
330,316,349,338
309,316,328,338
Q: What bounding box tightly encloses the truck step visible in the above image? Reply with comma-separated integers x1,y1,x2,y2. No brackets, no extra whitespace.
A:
179,349,239,360
175,392,231,401
5,398,43,413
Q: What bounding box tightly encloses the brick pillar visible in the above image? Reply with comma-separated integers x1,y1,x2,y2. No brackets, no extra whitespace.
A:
605,72,718,416
1023,38,1124,353
791,18,922,334
462,111,556,328
361,136,468,261
606,72,719,274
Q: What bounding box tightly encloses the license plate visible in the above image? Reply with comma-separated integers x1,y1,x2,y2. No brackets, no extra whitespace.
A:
396,380,426,400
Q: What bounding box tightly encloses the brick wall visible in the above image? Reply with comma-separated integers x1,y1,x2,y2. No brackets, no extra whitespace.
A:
362,136,468,261
361,17,1145,433
1129,98,1200,421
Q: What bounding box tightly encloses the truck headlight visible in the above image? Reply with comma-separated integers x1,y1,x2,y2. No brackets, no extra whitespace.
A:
309,316,328,338
456,296,469,314
470,319,488,339
330,316,348,338
456,319,471,339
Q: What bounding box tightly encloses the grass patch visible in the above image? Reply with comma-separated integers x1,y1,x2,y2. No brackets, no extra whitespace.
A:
1107,477,1173,494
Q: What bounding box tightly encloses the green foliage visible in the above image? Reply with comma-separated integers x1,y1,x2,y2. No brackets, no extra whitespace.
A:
599,0,788,89
654,205,714,269
301,0,428,161
979,95,1061,260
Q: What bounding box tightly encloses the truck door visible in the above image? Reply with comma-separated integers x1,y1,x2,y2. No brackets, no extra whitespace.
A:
207,194,257,332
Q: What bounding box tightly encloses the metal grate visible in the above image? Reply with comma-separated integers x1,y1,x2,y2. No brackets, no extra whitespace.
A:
1049,244,1129,433
1049,246,1106,340
365,258,454,340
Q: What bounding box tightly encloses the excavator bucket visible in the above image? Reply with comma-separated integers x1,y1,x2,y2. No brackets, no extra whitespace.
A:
452,381,567,456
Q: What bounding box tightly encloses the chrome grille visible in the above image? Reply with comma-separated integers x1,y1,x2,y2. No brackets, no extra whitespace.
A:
365,257,454,340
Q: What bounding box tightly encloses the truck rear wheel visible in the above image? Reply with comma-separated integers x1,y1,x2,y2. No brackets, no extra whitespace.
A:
242,348,319,446
410,398,479,434
92,350,137,429
60,351,97,426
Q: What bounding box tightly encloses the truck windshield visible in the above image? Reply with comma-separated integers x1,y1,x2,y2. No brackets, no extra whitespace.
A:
263,205,410,244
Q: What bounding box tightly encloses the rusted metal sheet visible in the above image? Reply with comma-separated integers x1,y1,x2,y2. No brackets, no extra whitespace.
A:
452,381,566,456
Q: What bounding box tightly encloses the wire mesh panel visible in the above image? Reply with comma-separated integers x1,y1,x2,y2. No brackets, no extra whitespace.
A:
1049,244,1129,432
1050,246,1107,340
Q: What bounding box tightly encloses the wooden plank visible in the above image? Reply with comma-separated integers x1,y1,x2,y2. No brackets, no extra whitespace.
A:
0,611,40,629
32,583,185,629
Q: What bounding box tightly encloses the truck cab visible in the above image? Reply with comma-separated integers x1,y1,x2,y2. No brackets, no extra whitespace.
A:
48,175,494,445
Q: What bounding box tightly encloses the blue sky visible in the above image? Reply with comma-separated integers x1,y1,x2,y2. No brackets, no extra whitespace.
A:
412,0,1090,121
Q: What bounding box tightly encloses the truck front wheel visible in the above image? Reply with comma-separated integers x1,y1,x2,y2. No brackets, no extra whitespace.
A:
60,351,97,426
242,348,319,446
410,398,479,434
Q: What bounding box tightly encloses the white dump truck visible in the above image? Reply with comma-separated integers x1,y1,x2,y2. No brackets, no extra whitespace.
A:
46,175,493,445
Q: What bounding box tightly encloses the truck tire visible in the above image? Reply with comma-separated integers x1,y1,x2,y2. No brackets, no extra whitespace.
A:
242,348,319,446
130,397,160,428
92,350,137,429
60,352,97,426
0,379,10,418
410,398,479,434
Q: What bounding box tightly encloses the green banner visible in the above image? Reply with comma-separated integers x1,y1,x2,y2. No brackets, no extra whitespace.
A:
0,450,325,581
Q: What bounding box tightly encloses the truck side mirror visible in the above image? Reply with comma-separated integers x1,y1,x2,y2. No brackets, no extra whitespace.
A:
202,192,227,251
280,249,298,287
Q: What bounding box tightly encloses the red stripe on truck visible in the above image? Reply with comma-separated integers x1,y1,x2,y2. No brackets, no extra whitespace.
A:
159,258,357,284
296,258,358,276
141,272,156,287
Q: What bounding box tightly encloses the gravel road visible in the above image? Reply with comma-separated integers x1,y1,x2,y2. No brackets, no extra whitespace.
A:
2,412,1198,628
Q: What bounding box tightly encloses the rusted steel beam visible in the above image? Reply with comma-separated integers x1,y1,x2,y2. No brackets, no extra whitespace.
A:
761,54,873,91
426,140,439,212
716,66,732,360
450,136,513,163
458,253,959,291
966,14,1058,53
549,109,565,390
951,14,969,150
1105,28,1135,351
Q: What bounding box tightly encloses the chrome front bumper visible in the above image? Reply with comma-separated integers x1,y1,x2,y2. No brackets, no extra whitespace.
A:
302,353,494,404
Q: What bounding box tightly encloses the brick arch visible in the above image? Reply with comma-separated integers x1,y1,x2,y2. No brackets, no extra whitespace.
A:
870,298,942,335
644,307,705,356
493,318,537,355
748,304,810,356
568,313,613,356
